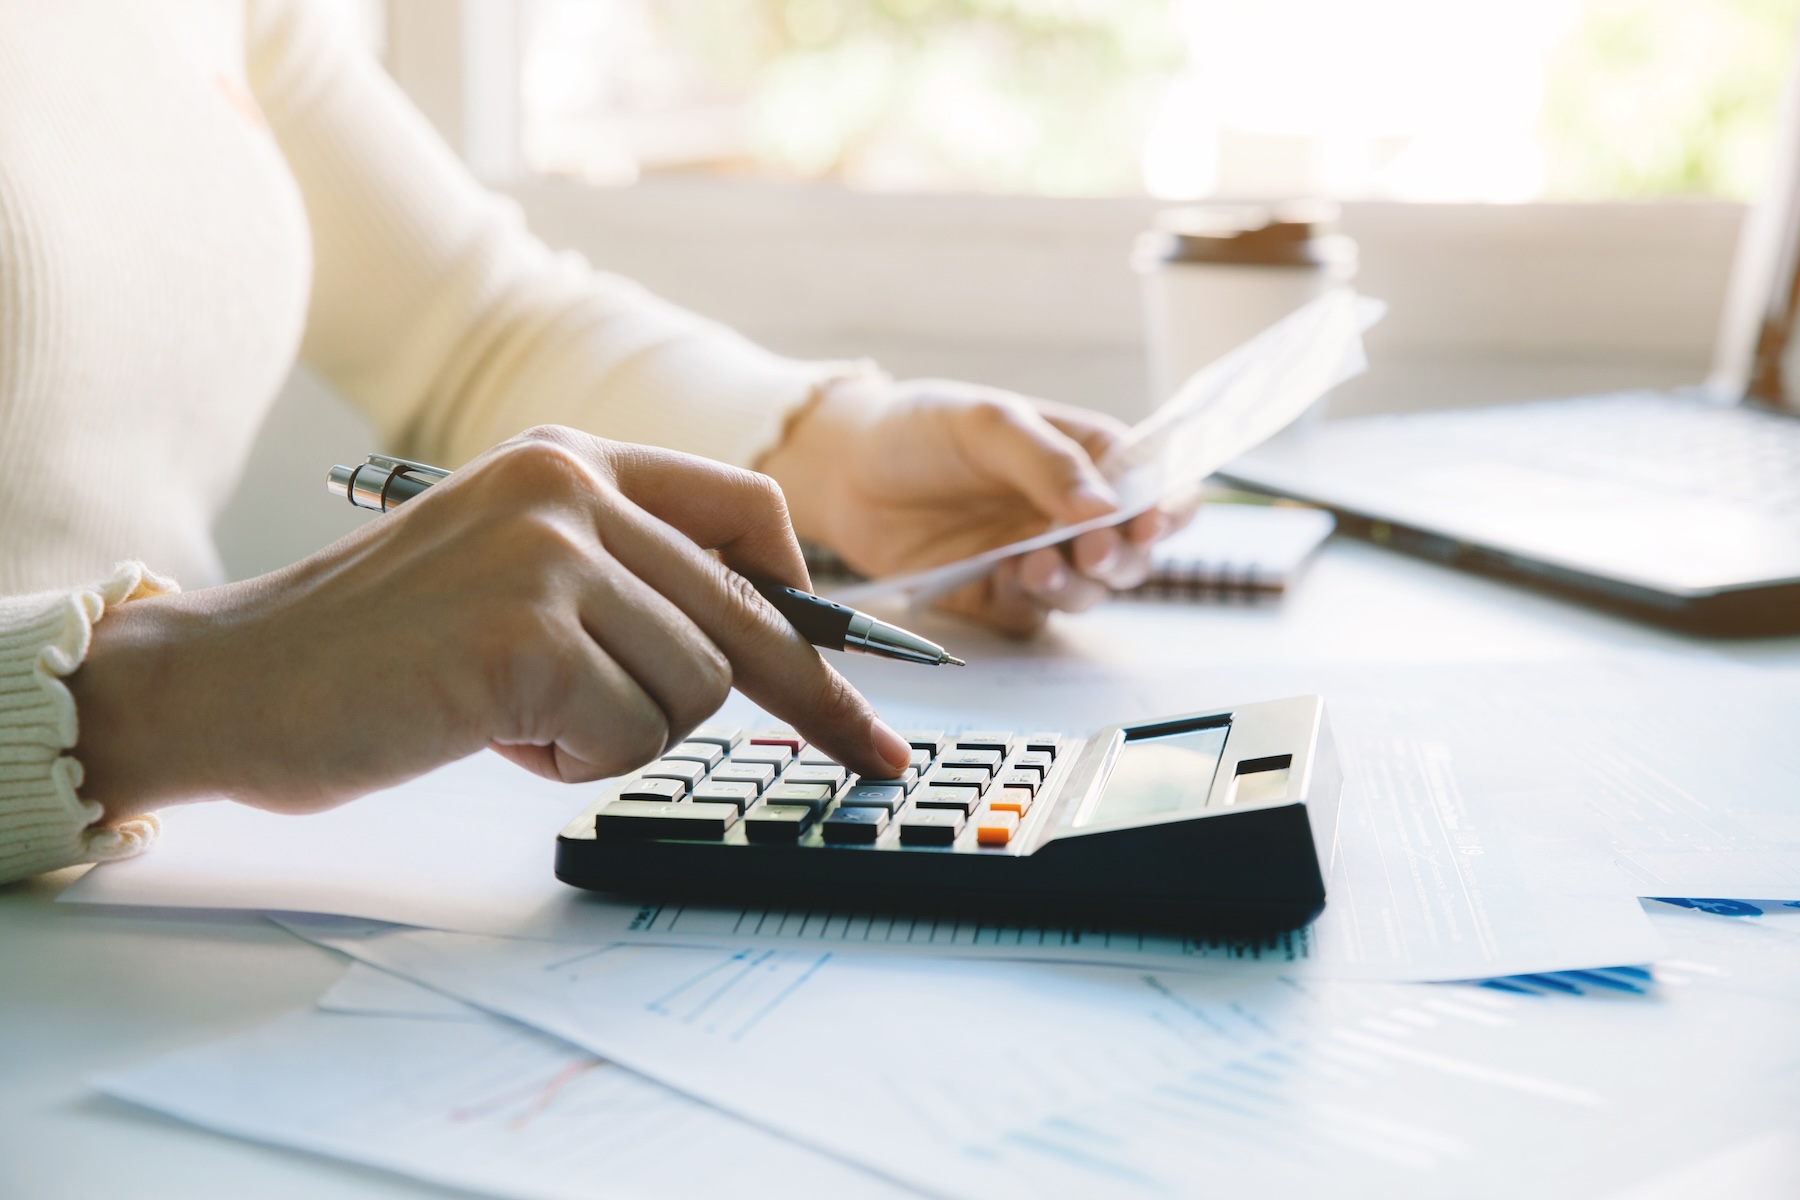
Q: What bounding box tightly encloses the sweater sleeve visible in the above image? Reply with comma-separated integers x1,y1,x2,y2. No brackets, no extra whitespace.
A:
243,0,840,471
0,563,172,885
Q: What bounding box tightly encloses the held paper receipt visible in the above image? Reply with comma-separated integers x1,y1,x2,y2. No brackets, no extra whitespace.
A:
832,288,1383,603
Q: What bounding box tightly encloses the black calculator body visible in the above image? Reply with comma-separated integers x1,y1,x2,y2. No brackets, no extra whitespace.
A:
555,695,1339,934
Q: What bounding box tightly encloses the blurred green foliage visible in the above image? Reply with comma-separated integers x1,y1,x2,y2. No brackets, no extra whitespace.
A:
624,0,1798,198
1540,0,1800,199
651,0,1184,194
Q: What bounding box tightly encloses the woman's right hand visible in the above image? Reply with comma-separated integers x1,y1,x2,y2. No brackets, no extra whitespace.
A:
68,426,915,823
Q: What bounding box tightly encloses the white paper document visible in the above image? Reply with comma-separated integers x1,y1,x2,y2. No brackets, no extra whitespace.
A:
99,973,913,1200
833,289,1380,604
283,913,1800,1200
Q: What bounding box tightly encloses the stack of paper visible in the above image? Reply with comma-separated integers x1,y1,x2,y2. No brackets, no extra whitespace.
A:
100,901,1800,1199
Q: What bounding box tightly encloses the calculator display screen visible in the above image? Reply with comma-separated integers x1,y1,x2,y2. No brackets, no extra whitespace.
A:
1088,722,1230,826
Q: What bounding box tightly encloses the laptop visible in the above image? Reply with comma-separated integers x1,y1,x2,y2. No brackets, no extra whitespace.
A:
1218,42,1800,637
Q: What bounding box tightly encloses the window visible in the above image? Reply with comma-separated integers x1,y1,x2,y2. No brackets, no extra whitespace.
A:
516,0,1800,202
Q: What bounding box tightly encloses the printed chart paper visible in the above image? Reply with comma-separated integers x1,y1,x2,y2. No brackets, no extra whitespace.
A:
283,913,1800,1200
99,984,912,1200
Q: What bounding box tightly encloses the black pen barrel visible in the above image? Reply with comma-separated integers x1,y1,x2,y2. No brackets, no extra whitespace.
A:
752,582,855,651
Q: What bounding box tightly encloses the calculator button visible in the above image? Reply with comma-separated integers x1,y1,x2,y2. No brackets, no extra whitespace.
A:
975,810,1019,846
596,800,737,839
784,764,848,790
750,733,805,753
687,726,745,751
1014,752,1053,776
743,802,816,842
907,748,932,773
730,746,793,768
925,766,991,791
900,809,964,845
999,770,1040,793
642,760,707,790
822,806,888,844
954,732,1015,755
1022,734,1059,758
662,741,725,769
901,731,947,757
618,777,687,802
915,785,982,814
840,783,906,812
989,788,1033,816
939,749,1003,775
797,749,842,767
764,783,834,816
712,762,776,791
854,769,918,793
691,781,760,811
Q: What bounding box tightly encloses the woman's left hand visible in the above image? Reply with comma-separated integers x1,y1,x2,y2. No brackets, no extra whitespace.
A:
760,373,1197,636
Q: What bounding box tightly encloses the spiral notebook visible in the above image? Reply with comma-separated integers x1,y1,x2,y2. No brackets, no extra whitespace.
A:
805,502,1334,601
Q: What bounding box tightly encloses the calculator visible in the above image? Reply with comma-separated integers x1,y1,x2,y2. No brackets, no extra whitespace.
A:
555,695,1338,933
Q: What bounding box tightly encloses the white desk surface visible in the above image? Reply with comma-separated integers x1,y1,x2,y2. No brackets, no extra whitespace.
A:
4,538,1796,1199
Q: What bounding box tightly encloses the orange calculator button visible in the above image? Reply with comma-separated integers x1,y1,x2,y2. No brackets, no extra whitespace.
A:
975,810,1019,846
988,788,1033,815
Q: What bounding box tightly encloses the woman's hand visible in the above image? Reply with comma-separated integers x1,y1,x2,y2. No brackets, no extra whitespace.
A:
69,427,913,822
760,375,1197,636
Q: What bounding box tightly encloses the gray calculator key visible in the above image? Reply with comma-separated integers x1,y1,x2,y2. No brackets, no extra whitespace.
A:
822,806,888,844
595,800,737,839
713,762,776,790
642,759,707,789
854,770,918,793
915,785,982,814
901,731,946,757
907,748,932,772
939,749,1003,775
999,769,1040,794
662,741,725,769
925,766,990,791
687,726,744,751
797,749,842,767
785,764,847,790
692,781,760,811
840,783,906,812
744,802,816,843
729,746,792,768
954,731,1015,755
900,809,964,845
618,776,687,802
764,782,834,816
1022,734,1059,757
1014,751,1053,777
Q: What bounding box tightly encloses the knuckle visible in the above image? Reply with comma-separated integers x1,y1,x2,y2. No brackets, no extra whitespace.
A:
717,567,781,641
613,703,670,773
486,436,593,501
668,645,733,739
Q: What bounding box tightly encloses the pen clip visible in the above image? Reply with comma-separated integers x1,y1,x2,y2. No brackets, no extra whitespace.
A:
327,455,452,512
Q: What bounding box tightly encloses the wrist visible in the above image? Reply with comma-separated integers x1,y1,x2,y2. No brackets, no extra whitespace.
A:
758,370,887,544
67,592,227,822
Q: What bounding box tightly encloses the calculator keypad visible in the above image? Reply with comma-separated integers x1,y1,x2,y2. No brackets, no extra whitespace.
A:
594,726,1065,852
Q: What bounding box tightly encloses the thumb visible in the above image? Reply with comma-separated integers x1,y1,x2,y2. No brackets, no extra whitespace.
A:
959,402,1121,526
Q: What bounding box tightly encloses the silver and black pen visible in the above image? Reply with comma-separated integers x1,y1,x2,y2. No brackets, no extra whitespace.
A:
327,454,965,667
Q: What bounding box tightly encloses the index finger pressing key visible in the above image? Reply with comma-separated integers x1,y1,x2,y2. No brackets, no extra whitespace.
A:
585,484,913,779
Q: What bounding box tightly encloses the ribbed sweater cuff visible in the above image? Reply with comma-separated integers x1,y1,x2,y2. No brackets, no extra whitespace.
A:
0,562,178,884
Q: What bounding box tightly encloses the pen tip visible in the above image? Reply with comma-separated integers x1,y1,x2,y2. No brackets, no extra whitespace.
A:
943,655,966,667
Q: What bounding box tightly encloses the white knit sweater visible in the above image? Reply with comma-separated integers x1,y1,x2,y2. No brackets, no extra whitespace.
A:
0,0,835,882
